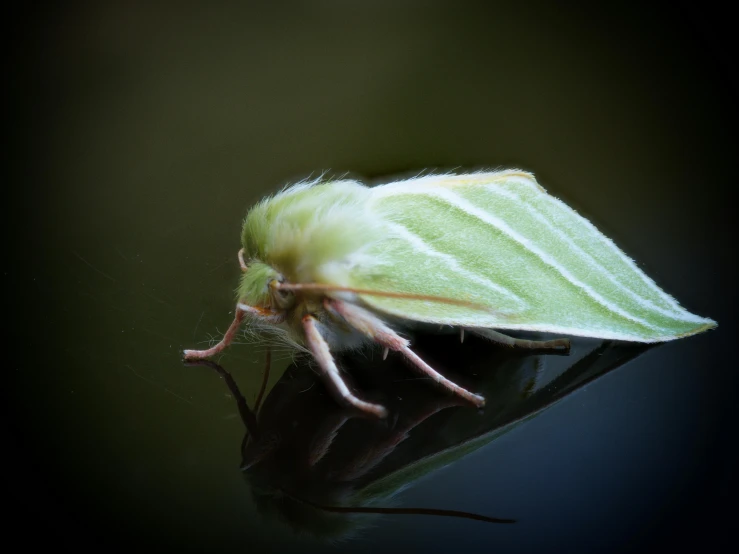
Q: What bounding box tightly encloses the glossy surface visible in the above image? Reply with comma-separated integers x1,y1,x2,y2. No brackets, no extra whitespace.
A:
10,3,735,553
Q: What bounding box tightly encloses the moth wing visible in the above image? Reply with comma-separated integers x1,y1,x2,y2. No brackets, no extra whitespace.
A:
346,170,715,342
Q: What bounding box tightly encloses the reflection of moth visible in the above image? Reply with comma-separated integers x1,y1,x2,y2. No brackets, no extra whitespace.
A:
197,338,650,540
184,170,716,416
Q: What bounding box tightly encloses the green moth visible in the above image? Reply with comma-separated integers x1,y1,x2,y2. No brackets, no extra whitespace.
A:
184,170,716,417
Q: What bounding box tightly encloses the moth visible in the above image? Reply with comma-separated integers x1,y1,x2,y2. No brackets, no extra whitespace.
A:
183,170,716,417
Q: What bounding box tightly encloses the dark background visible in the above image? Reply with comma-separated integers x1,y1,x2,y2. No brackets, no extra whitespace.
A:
8,2,737,552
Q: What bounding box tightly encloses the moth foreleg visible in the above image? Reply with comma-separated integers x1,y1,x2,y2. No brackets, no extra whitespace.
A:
302,315,389,418
328,300,486,408
183,307,245,360
470,328,570,353
236,303,286,324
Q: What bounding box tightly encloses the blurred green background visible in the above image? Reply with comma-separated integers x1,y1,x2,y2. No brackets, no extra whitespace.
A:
9,2,736,552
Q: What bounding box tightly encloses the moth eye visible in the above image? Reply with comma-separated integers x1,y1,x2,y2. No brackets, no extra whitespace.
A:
269,279,287,295
269,278,294,309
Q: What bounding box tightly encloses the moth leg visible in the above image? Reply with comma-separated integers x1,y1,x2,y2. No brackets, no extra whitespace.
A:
236,303,286,324
302,315,389,418
469,328,570,353
183,307,245,360
328,300,486,408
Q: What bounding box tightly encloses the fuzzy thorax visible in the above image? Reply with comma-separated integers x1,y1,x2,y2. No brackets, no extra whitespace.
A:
239,179,388,287
236,178,393,352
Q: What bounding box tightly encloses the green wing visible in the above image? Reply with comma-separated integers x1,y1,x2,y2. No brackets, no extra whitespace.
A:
347,170,715,342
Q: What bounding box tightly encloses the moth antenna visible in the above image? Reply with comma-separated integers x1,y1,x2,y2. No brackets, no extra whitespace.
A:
274,282,498,315
237,248,247,272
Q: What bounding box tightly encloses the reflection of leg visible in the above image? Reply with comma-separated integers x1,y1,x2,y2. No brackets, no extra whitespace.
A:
184,358,260,438
303,315,388,418
253,348,271,413
522,357,546,399
334,396,465,482
183,308,245,360
329,300,486,408
307,412,352,467
470,328,570,352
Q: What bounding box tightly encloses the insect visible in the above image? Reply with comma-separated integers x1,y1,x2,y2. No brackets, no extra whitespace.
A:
183,170,716,417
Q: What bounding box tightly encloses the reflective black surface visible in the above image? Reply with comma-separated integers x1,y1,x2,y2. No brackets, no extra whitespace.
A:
198,339,651,537
10,3,736,553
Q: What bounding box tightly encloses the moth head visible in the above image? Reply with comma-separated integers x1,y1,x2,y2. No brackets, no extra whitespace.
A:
237,261,295,315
